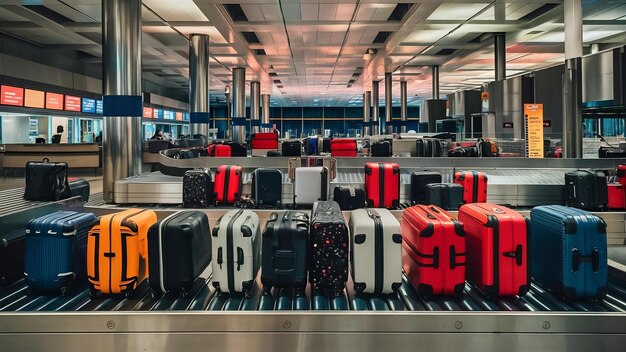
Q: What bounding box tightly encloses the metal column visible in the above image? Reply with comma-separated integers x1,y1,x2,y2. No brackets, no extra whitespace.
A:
250,81,260,134
232,67,246,143
372,81,380,135
102,0,142,203
432,65,439,99
400,81,407,133
189,34,210,136
261,94,271,132
494,33,506,81
363,91,371,136
563,0,583,158
385,72,393,134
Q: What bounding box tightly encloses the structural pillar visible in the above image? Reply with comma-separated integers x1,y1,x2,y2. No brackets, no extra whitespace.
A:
102,0,142,203
189,33,210,136
563,0,583,158
494,33,506,81
363,91,371,136
261,94,271,132
231,67,246,143
372,81,380,135
385,72,393,134
250,81,261,134
400,81,408,133
432,65,439,99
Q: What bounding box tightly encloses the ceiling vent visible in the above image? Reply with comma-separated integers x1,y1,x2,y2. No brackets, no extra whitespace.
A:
255,49,266,55
372,32,393,44
241,32,261,44
23,5,75,23
520,3,559,21
269,72,278,77
273,79,281,84
224,4,249,22
387,4,413,21
435,48,457,55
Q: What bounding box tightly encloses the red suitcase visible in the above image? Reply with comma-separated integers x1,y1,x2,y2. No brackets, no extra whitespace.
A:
207,144,216,156
213,165,243,205
364,162,400,209
401,205,466,298
214,144,231,157
458,203,529,298
617,165,626,186
331,138,357,157
454,170,488,204
251,132,278,150
608,183,625,210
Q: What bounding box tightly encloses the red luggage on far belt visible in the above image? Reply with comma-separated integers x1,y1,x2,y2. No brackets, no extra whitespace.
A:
617,165,626,186
214,144,231,157
608,183,625,210
364,162,400,209
251,132,279,150
213,165,243,205
458,203,529,298
331,138,357,157
401,205,466,298
454,170,488,204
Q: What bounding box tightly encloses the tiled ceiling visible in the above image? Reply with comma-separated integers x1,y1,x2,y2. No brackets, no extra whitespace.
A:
0,1,624,107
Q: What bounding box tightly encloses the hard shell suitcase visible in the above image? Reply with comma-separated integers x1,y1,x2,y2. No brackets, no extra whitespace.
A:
617,164,626,186
565,170,608,211
432,139,443,157
183,168,214,208
454,170,488,204
321,138,331,153
228,142,247,157
478,140,497,157
68,179,90,202
250,132,279,150
333,185,366,210
608,183,625,210
261,211,310,289
349,208,402,294
24,211,97,294
24,158,71,201
281,140,302,157
401,205,465,298
213,165,243,205
309,201,348,292
306,137,319,155
371,141,392,157
214,144,232,157
207,144,217,156
148,140,174,153
364,162,400,209
0,231,24,286
530,205,607,300
410,172,442,205
212,209,261,294
147,211,212,295
267,150,282,157
293,166,329,207
458,203,529,298
252,168,282,208
87,209,158,296
416,139,432,157
331,138,357,157
425,183,464,210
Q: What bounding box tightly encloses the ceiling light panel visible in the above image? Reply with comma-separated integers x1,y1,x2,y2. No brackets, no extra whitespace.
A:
427,4,490,21
143,0,208,21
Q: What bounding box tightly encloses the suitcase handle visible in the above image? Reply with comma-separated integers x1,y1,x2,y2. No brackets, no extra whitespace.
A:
503,245,523,266
572,248,600,272
237,247,244,270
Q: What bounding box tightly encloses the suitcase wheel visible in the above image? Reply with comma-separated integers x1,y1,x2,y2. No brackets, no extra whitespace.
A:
418,284,433,300
89,288,99,300
124,289,136,299
518,285,530,298
454,284,464,300
60,287,68,297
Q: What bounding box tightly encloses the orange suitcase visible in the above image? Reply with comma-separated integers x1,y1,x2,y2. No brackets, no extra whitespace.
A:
87,209,157,296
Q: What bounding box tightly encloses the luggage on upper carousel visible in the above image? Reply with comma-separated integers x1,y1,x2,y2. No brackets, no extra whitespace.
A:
401,205,465,298
321,138,331,153
213,165,243,206
330,138,357,157
250,132,279,150
252,168,282,208
87,208,158,296
371,140,392,157
183,168,214,208
415,138,432,157
608,183,625,210
281,140,302,157
147,211,212,295
212,209,260,294
148,140,174,153
530,205,607,300
425,183,464,211
617,164,626,185
306,137,319,155
293,166,329,207
333,185,366,210
309,201,348,293
68,178,90,202
212,144,231,157
349,208,402,294
564,169,608,211
261,211,310,289
458,203,529,298
364,162,400,209
24,211,97,294
478,140,498,157
228,142,248,157
410,171,442,205
24,158,71,201
454,170,488,204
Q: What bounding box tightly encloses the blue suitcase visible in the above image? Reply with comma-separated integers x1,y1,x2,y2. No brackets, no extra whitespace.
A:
24,211,97,294
530,205,607,300
306,137,318,155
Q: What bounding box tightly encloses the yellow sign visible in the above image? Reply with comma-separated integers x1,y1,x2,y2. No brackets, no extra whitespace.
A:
524,104,544,158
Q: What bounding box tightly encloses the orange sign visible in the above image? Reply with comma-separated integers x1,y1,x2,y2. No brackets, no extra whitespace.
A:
24,89,45,108
175,112,183,121
65,95,81,112
143,107,153,118
524,104,544,158
46,92,64,110
1,85,24,106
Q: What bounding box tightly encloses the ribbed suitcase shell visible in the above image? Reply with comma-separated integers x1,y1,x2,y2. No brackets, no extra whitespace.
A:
564,170,608,211
608,183,625,210
330,138,357,157
530,205,607,300
251,132,278,150
371,141,392,157
309,201,348,292
214,145,231,157
214,165,243,205
454,170,488,204
364,162,400,209
183,169,213,208
252,168,282,208
410,172,442,205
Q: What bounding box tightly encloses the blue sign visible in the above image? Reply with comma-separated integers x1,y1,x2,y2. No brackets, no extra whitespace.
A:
82,98,96,113
153,108,163,119
163,110,174,120
96,100,103,114
183,113,189,121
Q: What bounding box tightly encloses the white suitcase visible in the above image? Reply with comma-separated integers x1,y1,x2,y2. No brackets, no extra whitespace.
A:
293,166,329,206
211,209,261,294
348,208,402,294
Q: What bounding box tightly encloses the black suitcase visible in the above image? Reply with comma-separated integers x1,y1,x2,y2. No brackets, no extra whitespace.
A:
69,179,90,202
281,140,302,157
565,170,608,211
24,158,71,201
267,150,282,157
0,231,25,286
252,168,282,208
371,141,392,157
333,186,366,210
261,211,310,290
416,139,433,157
229,142,247,157
309,201,348,293
148,140,174,153
321,138,331,153
148,211,212,295
425,183,464,210
432,139,443,157
183,168,214,208
410,172,442,205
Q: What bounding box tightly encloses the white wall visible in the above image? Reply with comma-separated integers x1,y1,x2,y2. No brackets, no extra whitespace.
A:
1,115,31,143
50,116,69,143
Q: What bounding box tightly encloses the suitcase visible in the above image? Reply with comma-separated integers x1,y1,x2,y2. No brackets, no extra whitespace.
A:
0,231,24,286
306,137,318,155
212,209,261,294
148,140,174,153
478,140,497,157
293,166,329,207
250,132,279,150
252,168,282,208
309,201,348,292
371,141,392,157
267,150,282,157
565,170,608,211
530,205,607,300
207,144,217,156
617,165,626,186
410,172,442,205
68,179,90,202
432,139,443,157
229,142,248,157
87,208,158,296
321,138,331,153
213,165,243,205
333,185,366,210
364,162,400,209
24,158,71,201
281,140,302,157
330,138,357,157
454,170,488,204
183,168,214,208
147,211,212,295
214,144,232,157
458,203,529,297
425,183,464,210
401,205,465,298
24,211,97,294
349,208,402,294
261,211,310,289
608,183,625,210
416,139,432,157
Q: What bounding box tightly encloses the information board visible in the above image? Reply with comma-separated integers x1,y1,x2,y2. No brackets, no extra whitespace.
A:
25,89,45,108
65,95,81,112
82,98,96,113
46,93,64,110
1,85,24,106
524,104,544,158
143,107,153,118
